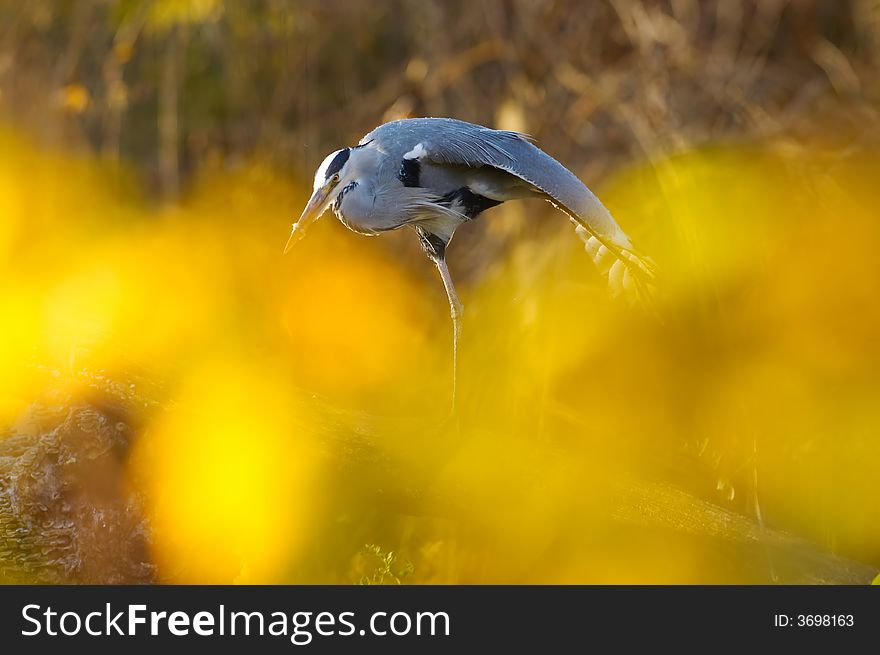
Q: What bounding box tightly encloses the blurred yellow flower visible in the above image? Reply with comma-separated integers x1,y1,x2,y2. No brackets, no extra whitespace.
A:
58,83,90,114
127,361,319,583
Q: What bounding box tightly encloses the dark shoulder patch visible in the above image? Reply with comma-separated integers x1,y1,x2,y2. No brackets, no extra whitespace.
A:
398,158,421,187
440,187,502,219
325,148,351,178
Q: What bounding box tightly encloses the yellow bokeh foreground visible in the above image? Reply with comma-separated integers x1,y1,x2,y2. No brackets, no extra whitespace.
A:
1,127,879,583
127,361,319,583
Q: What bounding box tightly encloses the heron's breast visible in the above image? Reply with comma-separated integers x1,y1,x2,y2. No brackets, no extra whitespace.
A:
332,181,382,235
334,208,382,236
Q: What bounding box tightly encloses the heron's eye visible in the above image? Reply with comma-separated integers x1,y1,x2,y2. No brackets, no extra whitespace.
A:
331,173,340,184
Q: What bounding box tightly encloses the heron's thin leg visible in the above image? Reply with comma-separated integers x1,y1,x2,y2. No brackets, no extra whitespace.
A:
434,256,462,409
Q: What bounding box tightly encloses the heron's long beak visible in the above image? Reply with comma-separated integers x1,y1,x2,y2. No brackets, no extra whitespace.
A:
284,184,331,254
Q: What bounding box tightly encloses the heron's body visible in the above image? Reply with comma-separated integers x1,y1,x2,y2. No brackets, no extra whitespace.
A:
286,117,655,404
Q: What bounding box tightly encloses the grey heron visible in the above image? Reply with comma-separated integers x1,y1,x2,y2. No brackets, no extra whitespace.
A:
285,117,654,402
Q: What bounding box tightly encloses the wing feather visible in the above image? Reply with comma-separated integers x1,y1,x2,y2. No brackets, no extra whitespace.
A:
361,118,656,305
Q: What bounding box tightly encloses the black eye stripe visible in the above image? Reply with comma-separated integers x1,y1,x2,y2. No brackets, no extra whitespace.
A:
325,148,351,178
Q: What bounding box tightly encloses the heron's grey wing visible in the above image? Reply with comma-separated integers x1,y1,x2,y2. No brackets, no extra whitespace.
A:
363,119,626,244
363,118,655,302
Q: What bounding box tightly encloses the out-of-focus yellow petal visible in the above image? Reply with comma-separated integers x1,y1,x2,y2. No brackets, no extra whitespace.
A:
127,361,319,583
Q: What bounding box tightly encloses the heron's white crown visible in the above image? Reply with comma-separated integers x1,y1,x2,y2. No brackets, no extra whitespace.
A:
313,148,349,190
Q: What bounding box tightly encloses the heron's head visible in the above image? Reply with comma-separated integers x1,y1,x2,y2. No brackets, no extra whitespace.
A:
284,147,356,253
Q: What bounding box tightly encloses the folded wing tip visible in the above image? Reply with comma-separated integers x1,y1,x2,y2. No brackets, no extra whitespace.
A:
576,228,658,312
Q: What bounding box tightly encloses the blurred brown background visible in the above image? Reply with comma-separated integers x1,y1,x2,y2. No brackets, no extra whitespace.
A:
4,0,879,283
3,0,878,205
